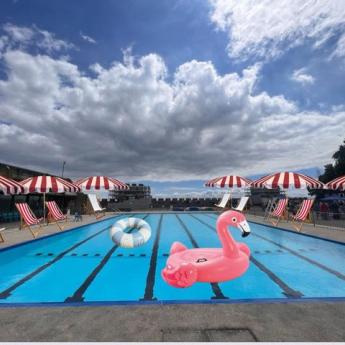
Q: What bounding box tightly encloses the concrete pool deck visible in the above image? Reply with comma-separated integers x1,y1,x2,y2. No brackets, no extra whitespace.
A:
0,302,345,341
0,211,345,341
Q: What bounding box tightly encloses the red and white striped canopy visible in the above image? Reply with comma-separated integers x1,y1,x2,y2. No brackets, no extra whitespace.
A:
0,176,25,195
205,175,252,188
20,176,81,193
326,175,345,191
74,176,129,191
253,172,324,190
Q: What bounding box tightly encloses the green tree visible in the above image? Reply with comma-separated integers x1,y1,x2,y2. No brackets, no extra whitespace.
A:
319,139,345,183
319,164,336,183
333,139,345,177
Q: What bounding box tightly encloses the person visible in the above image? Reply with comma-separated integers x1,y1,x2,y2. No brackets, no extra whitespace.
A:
74,211,82,222
339,202,345,218
330,201,340,219
339,201,345,212
320,202,329,220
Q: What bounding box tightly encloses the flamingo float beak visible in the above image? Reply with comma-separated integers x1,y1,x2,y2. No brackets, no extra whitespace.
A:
238,220,251,237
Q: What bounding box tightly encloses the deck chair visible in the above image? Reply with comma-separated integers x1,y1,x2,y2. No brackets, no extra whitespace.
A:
0,228,5,243
264,198,277,220
291,199,315,232
15,203,43,238
232,196,249,212
46,201,67,231
215,193,231,208
269,198,289,226
87,194,106,219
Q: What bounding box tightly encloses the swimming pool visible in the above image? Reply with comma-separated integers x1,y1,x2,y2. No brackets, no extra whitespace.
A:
0,212,344,306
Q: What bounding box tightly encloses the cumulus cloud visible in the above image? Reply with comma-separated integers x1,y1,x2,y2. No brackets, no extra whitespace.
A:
0,23,74,54
291,68,315,85
80,32,96,44
0,46,344,181
209,0,345,61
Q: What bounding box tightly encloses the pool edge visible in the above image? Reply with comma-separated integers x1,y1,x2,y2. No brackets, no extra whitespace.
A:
0,296,345,308
249,220,345,246
0,214,123,253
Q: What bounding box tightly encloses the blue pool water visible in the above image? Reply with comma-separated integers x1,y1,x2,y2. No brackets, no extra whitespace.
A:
0,212,345,305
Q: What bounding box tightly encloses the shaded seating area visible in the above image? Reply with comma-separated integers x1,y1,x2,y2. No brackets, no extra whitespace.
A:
15,202,43,238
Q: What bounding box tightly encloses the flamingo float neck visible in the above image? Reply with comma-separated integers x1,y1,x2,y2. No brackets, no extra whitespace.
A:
216,212,251,258
217,217,239,258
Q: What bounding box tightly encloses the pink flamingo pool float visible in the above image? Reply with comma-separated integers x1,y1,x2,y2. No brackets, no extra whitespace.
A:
161,210,251,288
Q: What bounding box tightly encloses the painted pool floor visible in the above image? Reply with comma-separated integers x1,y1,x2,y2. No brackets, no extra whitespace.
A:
0,212,345,305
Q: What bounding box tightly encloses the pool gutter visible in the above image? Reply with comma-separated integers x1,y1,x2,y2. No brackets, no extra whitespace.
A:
1,296,345,308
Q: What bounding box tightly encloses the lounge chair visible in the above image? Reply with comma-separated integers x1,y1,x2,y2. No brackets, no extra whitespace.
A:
215,193,231,208
232,196,249,212
46,201,67,231
87,194,106,219
264,198,275,220
15,203,43,238
269,198,288,226
0,228,5,243
291,199,315,232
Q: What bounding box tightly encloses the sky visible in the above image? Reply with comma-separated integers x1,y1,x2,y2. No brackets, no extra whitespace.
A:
0,0,345,196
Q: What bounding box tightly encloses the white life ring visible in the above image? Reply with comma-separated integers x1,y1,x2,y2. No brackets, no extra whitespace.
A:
109,217,151,248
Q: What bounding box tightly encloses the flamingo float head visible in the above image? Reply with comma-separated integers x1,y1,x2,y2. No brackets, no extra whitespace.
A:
218,210,251,237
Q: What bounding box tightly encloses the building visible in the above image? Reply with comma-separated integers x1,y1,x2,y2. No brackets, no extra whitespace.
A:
0,162,50,180
108,183,152,210
0,162,81,223
249,187,283,206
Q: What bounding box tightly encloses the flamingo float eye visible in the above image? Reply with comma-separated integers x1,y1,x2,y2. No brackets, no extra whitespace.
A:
196,258,207,263
232,217,237,223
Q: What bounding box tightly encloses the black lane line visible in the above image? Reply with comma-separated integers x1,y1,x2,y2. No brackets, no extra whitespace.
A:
252,232,345,282
141,214,163,301
65,214,146,302
249,256,302,298
189,214,303,298
175,214,228,300
206,213,345,281
204,214,218,219
0,215,126,300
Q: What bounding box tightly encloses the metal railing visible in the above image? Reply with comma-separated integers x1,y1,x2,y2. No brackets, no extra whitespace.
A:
311,211,345,230
246,206,345,230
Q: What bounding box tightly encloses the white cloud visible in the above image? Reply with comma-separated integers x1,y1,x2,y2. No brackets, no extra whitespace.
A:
80,32,96,44
330,34,345,60
291,68,315,85
209,0,345,60
1,23,74,54
3,23,34,43
0,48,344,180
36,27,73,52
